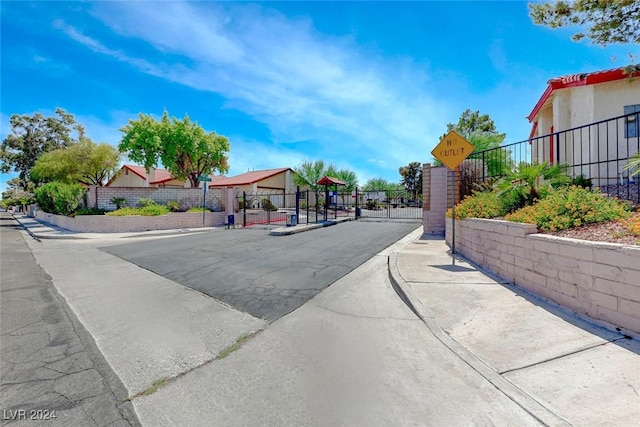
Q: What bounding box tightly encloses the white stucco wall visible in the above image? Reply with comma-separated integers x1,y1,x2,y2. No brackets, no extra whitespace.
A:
593,79,640,122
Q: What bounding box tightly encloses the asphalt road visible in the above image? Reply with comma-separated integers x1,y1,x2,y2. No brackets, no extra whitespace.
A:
0,213,140,426
101,221,421,321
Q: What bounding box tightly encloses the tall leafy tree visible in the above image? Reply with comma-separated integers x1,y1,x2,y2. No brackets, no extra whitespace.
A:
325,165,358,192
399,162,423,200
119,111,230,188
467,131,513,177
435,109,508,169
0,108,84,190
445,109,506,141
31,138,120,186
529,0,640,46
362,178,395,191
293,160,331,191
1,178,34,208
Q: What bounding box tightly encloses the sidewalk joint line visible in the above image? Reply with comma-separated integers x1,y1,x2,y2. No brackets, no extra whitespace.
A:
498,338,627,375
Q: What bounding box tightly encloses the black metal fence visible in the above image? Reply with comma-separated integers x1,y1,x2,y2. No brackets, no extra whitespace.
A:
236,187,423,227
462,112,640,204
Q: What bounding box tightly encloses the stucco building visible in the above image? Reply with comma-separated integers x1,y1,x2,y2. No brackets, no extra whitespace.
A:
527,67,640,184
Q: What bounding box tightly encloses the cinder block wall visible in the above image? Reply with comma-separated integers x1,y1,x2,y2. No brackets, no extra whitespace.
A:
423,164,448,234
36,211,226,233
87,186,226,211
446,218,640,335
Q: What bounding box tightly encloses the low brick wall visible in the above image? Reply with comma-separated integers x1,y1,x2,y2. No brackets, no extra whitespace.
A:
87,186,227,211
36,211,227,233
446,217,640,335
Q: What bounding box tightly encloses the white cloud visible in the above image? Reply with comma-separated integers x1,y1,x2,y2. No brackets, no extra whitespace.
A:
54,1,449,182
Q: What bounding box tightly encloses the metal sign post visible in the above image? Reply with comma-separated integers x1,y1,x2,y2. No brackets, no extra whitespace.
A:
198,174,212,226
431,130,474,266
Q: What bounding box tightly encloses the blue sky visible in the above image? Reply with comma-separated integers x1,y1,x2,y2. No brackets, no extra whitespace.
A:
1,1,637,192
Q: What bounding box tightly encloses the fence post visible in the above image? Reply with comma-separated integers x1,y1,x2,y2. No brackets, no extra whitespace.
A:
306,189,309,224
243,191,247,227
296,186,300,224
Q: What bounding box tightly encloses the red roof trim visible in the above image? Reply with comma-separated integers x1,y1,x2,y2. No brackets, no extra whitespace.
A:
527,67,629,122
124,165,147,180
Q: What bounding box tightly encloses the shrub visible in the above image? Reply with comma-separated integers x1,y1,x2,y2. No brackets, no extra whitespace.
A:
167,200,181,212
505,186,631,231
35,182,86,216
75,207,108,216
111,197,127,209
106,205,170,216
262,198,278,211
621,210,640,235
187,207,210,213
446,190,505,219
571,174,592,189
138,198,157,208
496,161,571,213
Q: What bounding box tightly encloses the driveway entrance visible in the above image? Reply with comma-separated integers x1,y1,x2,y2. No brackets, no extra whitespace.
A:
101,221,420,321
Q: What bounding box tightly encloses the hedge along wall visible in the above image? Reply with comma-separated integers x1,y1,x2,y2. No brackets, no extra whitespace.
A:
87,186,231,212
445,217,640,336
36,210,227,233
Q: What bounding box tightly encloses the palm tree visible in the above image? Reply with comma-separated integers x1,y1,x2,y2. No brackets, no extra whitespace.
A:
497,161,571,212
624,152,640,177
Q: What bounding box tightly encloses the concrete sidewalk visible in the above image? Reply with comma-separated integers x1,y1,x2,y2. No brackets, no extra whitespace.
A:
389,234,640,426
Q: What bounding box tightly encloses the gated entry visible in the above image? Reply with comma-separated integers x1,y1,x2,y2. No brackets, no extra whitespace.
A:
236,187,422,227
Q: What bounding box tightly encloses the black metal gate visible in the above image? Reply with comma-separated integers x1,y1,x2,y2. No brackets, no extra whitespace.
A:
357,188,422,220
236,187,422,228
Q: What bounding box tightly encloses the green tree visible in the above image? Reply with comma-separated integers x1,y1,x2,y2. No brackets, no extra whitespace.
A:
325,166,358,192
294,160,332,191
467,131,513,177
435,110,508,170
445,109,506,141
399,162,423,200
1,178,34,209
363,178,395,191
31,138,120,186
529,0,640,46
1,108,84,190
119,111,230,188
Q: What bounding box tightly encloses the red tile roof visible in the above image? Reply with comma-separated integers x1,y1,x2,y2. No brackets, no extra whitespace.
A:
209,168,292,187
528,67,630,122
106,164,176,186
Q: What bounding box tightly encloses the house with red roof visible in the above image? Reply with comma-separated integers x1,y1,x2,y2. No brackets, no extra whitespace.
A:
209,167,297,209
527,67,640,182
106,165,187,188
209,167,295,193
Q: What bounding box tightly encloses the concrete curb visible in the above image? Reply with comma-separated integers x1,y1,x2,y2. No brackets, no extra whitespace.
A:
387,251,571,427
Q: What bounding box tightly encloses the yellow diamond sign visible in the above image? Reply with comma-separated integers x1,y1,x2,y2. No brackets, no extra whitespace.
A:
431,130,475,170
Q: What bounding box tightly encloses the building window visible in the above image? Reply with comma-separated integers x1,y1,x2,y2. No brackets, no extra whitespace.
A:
625,104,640,138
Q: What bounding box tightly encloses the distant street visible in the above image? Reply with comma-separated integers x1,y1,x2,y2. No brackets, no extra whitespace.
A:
101,221,421,320
0,213,140,426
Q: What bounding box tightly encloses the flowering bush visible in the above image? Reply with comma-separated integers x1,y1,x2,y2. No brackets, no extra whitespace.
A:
446,190,505,219
505,186,631,231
